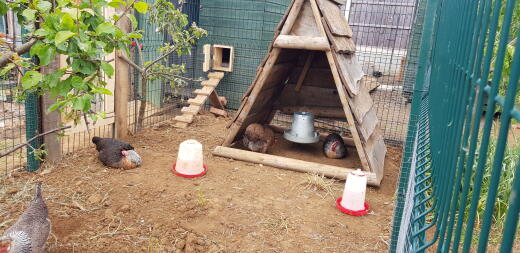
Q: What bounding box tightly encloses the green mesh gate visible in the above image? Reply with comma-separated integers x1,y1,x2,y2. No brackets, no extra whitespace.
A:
391,0,520,252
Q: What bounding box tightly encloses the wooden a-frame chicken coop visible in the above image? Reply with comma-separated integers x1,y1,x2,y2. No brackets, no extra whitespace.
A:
213,0,387,186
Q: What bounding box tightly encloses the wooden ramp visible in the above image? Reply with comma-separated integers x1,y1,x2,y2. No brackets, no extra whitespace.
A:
174,72,225,128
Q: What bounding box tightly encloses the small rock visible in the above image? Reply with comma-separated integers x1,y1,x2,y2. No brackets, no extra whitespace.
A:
175,239,186,249
175,249,182,253
88,193,103,204
75,181,83,186
195,238,206,246
119,204,131,213
5,187,18,195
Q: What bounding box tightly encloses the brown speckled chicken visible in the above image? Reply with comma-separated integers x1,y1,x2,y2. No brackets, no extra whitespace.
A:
0,182,50,253
323,133,348,159
92,136,142,169
242,123,276,153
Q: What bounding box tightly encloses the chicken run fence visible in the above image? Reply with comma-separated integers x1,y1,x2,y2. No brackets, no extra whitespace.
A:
0,0,519,252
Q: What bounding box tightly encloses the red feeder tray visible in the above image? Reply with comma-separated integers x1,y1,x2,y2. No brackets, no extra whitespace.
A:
336,197,370,216
171,163,208,178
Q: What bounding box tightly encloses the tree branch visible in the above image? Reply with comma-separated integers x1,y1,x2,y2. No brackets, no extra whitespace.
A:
0,126,71,159
117,51,144,73
143,34,198,73
0,38,38,68
114,0,137,26
148,71,203,82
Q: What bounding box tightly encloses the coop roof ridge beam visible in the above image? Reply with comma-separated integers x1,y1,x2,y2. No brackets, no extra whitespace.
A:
273,35,330,51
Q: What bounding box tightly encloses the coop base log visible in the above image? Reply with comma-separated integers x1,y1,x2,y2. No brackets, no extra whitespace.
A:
212,146,380,186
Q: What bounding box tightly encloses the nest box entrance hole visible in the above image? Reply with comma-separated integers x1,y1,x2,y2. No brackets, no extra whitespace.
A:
212,45,234,72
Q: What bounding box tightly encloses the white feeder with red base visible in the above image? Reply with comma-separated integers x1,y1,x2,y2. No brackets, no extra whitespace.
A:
172,139,207,178
336,169,370,216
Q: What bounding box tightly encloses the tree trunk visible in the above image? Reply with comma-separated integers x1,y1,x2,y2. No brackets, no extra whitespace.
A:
136,76,148,129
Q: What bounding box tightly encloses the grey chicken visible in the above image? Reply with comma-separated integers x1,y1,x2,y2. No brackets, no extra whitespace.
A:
0,182,51,253
242,123,276,153
92,136,142,169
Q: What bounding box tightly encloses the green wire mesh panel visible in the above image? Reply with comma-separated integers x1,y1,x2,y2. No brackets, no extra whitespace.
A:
195,0,291,109
391,0,520,251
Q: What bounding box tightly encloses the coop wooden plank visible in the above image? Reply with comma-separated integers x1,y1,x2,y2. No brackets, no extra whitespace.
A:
357,107,378,142
194,86,214,96
210,107,228,117
202,78,220,87
209,90,225,110
279,84,343,108
295,51,316,91
188,95,207,106
213,146,380,186
274,35,330,51
322,17,356,54
361,76,382,92
208,71,225,80
317,0,353,37
332,52,363,96
348,82,373,123
288,67,335,89
290,1,321,37
364,129,386,182
279,105,346,119
203,44,211,72
181,106,200,115
280,0,305,35
329,0,346,5
175,114,194,123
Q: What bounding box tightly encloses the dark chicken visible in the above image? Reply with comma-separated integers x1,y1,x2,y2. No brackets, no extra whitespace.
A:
242,123,276,153
323,133,348,159
92,136,142,169
0,182,50,253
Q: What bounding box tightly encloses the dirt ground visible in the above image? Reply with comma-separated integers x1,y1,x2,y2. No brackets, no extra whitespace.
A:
0,114,402,253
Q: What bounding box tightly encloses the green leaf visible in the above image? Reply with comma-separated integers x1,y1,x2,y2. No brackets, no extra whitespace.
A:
36,44,56,66
73,94,93,111
127,13,138,30
0,63,16,76
61,13,75,30
46,70,65,88
47,100,67,112
71,76,87,90
100,61,114,78
134,1,148,13
96,22,117,34
34,28,49,37
37,1,52,13
22,71,43,89
71,59,96,75
54,31,76,45
22,9,37,22
95,87,113,95
0,1,8,16
61,8,80,20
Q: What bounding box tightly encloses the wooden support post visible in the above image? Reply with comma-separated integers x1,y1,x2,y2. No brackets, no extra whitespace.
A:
295,51,316,91
213,146,379,186
39,55,61,162
114,12,131,139
40,55,62,162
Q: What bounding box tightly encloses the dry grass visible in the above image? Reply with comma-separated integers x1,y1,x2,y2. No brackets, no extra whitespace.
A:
260,214,292,234
299,172,338,199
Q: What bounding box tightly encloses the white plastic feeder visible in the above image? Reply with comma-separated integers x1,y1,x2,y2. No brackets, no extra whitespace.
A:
336,169,370,216
172,139,207,178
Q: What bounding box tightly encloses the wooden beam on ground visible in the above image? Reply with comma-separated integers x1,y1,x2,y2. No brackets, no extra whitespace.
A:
295,51,316,91
210,107,228,117
213,146,379,186
274,35,330,51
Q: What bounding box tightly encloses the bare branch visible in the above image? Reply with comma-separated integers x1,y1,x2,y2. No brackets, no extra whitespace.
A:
117,51,144,73
148,71,203,82
143,34,198,73
0,38,39,68
114,0,137,26
0,126,71,159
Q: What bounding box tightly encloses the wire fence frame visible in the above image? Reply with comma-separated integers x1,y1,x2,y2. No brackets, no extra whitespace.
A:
390,0,520,252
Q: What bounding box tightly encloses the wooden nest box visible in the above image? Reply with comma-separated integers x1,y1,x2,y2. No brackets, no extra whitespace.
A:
212,0,387,186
